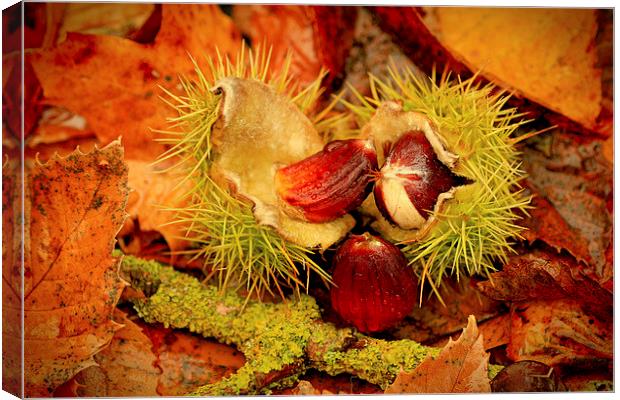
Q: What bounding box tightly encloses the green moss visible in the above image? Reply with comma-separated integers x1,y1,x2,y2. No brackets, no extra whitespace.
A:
487,364,504,380
120,255,497,395
316,337,438,389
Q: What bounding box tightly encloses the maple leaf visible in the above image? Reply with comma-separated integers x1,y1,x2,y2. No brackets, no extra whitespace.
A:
74,310,160,397
385,315,491,394
18,141,128,396
507,299,612,369
30,4,241,160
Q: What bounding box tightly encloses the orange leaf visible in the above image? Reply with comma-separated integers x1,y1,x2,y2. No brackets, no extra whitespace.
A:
144,327,245,396
507,299,612,369
2,156,23,396
372,7,612,136
386,315,491,394
121,160,193,253
21,141,129,396
232,5,356,90
426,8,605,133
30,4,241,160
75,310,160,396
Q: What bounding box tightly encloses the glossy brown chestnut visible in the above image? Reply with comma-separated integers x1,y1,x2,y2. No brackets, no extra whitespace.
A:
374,130,461,229
275,139,378,223
330,233,417,333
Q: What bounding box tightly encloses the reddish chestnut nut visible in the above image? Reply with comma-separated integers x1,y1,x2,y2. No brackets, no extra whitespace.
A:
275,139,378,223
330,233,417,333
374,130,461,229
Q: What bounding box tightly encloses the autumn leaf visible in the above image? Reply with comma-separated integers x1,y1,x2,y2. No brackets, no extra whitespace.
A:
2,3,64,139
425,8,606,133
523,132,613,283
371,7,612,136
119,160,193,253
478,250,612,320
55,3,154,41
21,141,128,396
74,310,160,396
2,157,22,396
291,380,334,395
144,327,245,396
232,5,356,90
521,187,593,265
30,4,242,160
507,299,612,369
386,315,491,393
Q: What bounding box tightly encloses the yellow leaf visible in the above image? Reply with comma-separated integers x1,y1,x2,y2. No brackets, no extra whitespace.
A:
425,8,603,133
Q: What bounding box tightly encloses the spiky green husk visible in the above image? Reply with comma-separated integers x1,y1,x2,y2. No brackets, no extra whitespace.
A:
346,66,532,296
156,45,338,299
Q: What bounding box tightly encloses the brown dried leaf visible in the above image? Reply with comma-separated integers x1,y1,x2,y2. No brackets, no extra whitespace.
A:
30,4,241,160
425,8,605,133
477,314,511,351
22,141,129,396
143,326,245,396
75,310,160,397
371,7,611,136
521,188,593,265
56,3,154,41
523,132,613,282
386,315,491,393
292,380,334,395
507,299,612,369
478,250,612,320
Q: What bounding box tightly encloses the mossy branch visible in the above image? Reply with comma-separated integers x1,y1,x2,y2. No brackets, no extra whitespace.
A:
121,255,444,395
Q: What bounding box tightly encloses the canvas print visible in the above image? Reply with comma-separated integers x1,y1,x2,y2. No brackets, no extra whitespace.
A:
2,3,613,397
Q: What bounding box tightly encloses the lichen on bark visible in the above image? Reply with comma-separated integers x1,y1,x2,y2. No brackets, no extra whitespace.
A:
120,255,481,395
